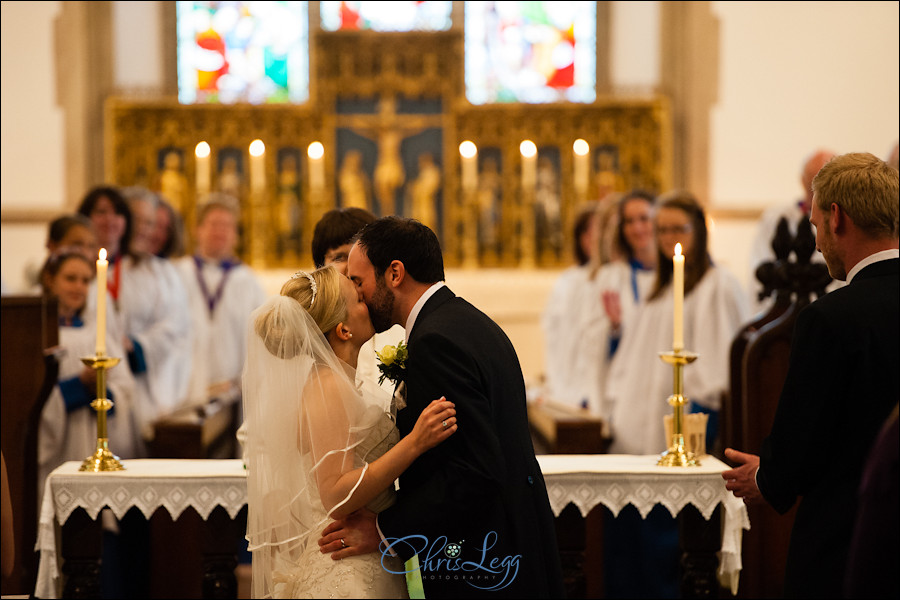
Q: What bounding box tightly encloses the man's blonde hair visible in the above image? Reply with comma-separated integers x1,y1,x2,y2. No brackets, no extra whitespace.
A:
813,152,899,238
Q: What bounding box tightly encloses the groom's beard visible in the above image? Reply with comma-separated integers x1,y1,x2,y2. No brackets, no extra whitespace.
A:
368,277,395,333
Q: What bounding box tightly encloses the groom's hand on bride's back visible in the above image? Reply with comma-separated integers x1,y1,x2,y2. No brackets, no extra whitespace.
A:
319,508,380,559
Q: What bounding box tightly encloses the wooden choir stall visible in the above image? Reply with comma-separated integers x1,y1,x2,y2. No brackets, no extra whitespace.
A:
1,296,60,598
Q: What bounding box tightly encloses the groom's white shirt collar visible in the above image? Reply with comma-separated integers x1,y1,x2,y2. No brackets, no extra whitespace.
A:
404,281,447,343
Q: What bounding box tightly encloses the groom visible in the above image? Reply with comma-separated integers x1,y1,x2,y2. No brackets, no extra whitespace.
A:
319,217,564,598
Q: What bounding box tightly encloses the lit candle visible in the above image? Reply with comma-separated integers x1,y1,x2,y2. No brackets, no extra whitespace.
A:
573,139,590,195
195,141,211,200
520,140,537,191
459,141,478,192
307,141,325,190
673,243,684,352
249,139,266,193
96,248,108,356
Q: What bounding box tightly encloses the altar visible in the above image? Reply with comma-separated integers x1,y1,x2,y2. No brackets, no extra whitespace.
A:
35,456,748,599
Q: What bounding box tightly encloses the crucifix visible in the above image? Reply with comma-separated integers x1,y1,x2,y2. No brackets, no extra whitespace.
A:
337,94,443,216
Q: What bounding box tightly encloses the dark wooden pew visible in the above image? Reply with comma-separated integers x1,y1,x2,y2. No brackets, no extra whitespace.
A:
1,296,60,597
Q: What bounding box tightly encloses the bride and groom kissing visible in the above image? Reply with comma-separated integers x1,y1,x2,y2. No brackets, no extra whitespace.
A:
243,216,564,598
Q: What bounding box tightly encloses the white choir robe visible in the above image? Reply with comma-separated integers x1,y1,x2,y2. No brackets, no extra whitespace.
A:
38,315,138,501
175,257,267,408
605,265,750,455
542,266,590,408
114,254,193,449
589,261,655,419
541,262,654,417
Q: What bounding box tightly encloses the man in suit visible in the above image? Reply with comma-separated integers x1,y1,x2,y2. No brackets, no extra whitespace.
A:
319,216,564,598
723,152,899,597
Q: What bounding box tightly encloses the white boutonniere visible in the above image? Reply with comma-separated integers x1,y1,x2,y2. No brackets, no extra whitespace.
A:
376,341,408,387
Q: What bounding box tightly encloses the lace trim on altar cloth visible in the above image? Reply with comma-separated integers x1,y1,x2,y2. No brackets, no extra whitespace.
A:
536,454,750,595
35,459,248,599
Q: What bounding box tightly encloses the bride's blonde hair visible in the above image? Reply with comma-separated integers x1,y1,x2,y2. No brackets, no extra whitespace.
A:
280,265,348,335
253,266,350,359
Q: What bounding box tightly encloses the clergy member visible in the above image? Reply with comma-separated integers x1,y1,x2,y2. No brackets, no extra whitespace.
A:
175,195,267,410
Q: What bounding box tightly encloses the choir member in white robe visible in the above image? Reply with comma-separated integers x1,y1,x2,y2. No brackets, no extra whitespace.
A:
543,192,658,417
607,191,750,455
79,186,192,455
589,191,658,420
37,250,138,502
541,202,601,408
175,198,266,408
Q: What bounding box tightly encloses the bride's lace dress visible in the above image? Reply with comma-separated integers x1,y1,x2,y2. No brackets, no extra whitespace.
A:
270,410,408,599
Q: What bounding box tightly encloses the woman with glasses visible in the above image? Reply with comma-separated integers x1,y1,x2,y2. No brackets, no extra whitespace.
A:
602,191,749,598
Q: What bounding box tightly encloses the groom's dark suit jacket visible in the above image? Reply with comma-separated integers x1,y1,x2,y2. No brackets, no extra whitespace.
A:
757,258,899,598
378,286,565,599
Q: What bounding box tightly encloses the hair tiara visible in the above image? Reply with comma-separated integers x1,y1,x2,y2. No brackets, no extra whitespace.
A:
290,270,317,306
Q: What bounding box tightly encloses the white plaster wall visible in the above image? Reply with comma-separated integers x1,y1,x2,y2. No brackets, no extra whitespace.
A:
112,1,164,92
610,0,660,92
0,1,65,209
709,1,900,209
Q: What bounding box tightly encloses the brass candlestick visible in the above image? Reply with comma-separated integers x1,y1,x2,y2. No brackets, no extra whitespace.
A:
657,350,700,467
79,354,125,472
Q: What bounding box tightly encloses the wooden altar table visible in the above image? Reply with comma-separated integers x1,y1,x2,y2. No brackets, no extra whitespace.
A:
35,456,748,598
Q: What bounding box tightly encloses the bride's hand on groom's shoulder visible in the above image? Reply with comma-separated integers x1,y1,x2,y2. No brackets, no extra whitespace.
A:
411,397,457,453
318,508,379,559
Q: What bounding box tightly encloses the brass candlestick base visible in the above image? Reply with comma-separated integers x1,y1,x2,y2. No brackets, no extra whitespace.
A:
657,350,700,467
79,355,125,472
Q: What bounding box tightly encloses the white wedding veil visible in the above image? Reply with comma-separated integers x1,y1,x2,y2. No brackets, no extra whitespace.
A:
242,293,388,599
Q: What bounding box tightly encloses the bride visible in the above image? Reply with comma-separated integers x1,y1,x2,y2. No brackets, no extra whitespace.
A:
243,266,457,598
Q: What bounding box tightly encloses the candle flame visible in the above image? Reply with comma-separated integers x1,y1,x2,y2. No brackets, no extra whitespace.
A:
459,140,477,159
674,243,682,257
195,141,210,158
99,248,107,261
519,140,537,158
307,141,324,160
249,139,266,157
573,139,590,156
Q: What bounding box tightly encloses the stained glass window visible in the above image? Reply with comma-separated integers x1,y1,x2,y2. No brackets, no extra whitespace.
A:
465,1,596,104
320,1,452,31
176,1,309,104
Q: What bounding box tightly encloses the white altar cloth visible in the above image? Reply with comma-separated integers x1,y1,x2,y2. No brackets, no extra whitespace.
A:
35,459,246,599
35,456,748,597
536,454,750,594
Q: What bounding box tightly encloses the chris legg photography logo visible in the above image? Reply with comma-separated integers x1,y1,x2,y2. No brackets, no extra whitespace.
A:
381,531,521,591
